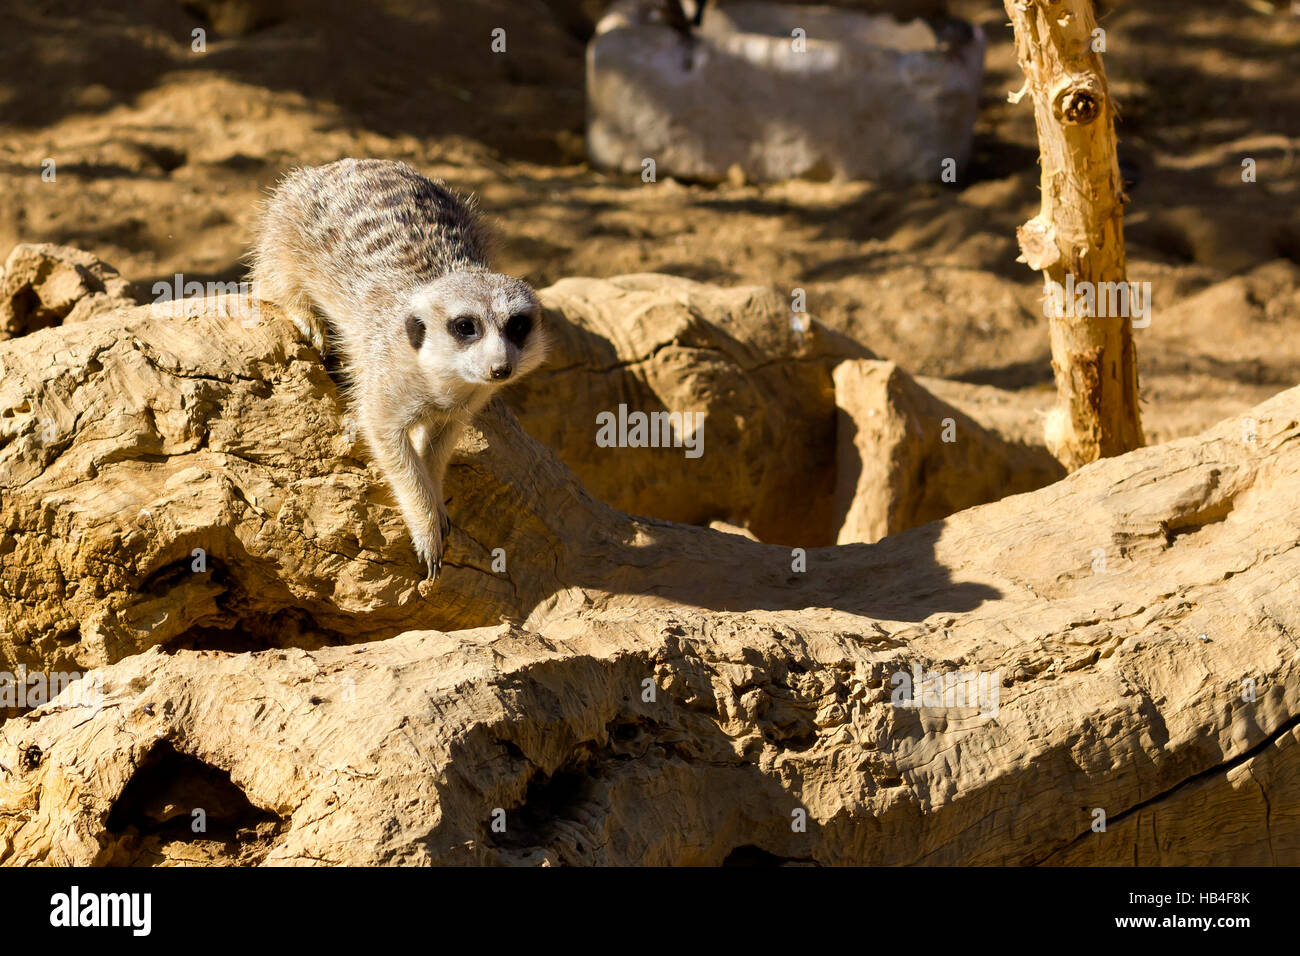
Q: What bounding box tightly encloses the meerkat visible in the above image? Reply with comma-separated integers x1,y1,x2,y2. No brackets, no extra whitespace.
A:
250,158,548,579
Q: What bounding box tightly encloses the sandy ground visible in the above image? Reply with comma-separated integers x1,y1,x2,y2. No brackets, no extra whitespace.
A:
1,0,1297,444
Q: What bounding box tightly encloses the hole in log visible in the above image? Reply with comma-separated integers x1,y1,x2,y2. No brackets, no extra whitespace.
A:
722,845,787,866
489,765,591,853
102,741,282,865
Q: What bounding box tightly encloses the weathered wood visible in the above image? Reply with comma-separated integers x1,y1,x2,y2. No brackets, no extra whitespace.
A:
2,291,1299,864
1003,0,1143,469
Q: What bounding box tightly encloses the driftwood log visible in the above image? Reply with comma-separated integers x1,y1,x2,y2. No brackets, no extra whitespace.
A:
0,288,1297,864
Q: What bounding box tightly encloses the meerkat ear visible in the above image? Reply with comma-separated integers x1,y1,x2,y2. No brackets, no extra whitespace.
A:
404,313,425,350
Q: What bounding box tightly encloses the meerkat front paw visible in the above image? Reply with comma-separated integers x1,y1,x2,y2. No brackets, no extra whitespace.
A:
410,506,450,580
410,520,442,580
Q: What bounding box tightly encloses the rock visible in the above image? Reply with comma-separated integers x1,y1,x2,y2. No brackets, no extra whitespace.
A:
587,1,984,183
832,359,1064,543
0,243,140,339
2,369,1299,863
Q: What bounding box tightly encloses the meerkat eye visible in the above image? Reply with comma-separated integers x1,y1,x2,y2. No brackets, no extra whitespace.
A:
450,315,479,340
505,313,533,346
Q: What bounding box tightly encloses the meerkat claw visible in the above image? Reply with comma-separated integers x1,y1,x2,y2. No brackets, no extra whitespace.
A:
414,538,439,580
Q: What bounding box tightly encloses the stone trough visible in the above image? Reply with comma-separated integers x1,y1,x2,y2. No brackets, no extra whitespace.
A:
587,1,986,184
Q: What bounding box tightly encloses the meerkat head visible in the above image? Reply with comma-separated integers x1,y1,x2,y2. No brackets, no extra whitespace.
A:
402,269,547,394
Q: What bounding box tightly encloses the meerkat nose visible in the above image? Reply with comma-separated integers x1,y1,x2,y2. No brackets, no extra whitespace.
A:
490,363,512,380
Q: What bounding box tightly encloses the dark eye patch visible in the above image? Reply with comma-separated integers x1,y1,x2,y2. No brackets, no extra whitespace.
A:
405,313,425,350
505,313,533,346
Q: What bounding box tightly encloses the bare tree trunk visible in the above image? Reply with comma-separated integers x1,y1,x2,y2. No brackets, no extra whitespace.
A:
1003,0,1143,470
